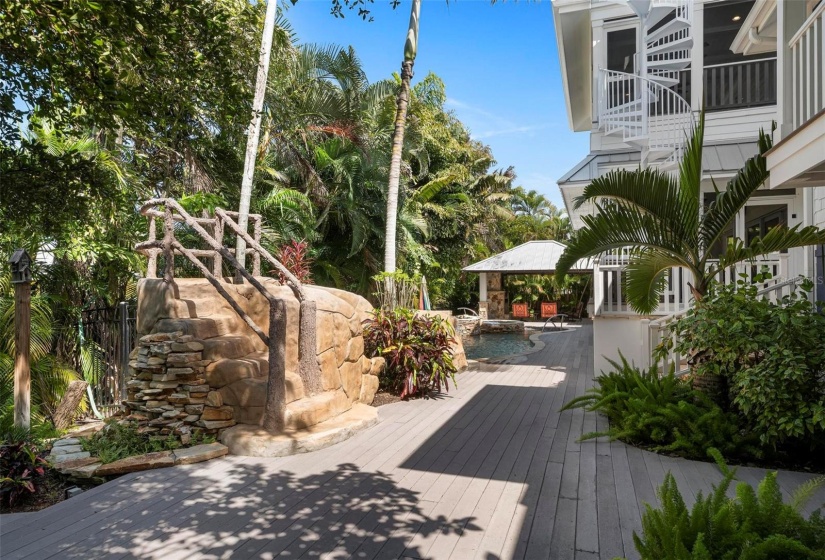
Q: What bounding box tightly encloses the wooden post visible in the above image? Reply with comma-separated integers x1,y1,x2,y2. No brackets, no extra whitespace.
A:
14,280,31,430
9,249,33,430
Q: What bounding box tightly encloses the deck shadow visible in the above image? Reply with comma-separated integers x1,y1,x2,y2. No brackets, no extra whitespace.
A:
399,383,573,559
2,461,478,560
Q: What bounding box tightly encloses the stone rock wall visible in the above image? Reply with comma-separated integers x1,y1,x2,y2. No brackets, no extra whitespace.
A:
130,279,385,437
480,320,525,334
125,331,234,439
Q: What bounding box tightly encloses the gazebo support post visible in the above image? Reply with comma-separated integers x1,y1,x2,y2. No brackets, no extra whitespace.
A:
478,272,488,320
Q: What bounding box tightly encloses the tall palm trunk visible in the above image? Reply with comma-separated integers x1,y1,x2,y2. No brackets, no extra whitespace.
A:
383,0,420,273
235,0,278,281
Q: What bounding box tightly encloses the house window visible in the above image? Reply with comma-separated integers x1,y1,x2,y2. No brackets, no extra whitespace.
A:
704,193,734,258
745,204,788,252
607,28,637,73
703,0,777,110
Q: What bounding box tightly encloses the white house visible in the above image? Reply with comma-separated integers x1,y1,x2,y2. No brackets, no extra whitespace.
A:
551,0,825,373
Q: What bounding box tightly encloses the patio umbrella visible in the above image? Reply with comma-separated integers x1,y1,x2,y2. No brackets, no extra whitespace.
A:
420,276,431,310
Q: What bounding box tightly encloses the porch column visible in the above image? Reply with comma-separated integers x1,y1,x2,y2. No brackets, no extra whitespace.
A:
690,2,704,112
478,272,488,320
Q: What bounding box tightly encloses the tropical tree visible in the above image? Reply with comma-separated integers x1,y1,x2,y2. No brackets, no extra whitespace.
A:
512,187,557,220
384,0,421,272
555,114,825,314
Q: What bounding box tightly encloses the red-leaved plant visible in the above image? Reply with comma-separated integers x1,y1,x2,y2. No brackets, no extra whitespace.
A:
273,240,313,285
363,308,457,399
0,439,48,508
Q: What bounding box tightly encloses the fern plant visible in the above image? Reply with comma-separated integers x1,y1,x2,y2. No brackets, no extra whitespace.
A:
563,354,759,460
632,456,825,560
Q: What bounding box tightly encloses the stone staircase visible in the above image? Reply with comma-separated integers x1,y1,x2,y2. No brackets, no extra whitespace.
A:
130,278,383,451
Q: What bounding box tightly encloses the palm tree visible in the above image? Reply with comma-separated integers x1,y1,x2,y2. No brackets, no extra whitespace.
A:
555,114,825,314
512,187,556,221
384,0,421,273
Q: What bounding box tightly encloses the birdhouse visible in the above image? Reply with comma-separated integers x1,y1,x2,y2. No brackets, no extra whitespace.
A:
8,249,32,284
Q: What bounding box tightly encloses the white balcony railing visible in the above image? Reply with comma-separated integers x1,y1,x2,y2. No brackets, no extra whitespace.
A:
790,2,825,128
593,253,788,317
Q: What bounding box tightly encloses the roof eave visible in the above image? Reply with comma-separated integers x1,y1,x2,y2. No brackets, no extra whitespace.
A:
552,0,592,132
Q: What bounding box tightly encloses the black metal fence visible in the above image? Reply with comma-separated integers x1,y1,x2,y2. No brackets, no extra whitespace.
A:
80,302,137,417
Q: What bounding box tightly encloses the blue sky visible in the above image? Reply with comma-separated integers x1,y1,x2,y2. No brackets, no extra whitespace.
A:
285,0,589,208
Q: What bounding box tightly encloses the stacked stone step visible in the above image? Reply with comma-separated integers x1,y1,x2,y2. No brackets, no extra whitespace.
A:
125,331,236,439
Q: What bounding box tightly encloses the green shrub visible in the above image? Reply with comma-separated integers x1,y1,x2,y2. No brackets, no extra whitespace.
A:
562,355,759,460
631,457,825,560
659,277,825,449
363,307,457,399
80,421,214,464
0,430,49,508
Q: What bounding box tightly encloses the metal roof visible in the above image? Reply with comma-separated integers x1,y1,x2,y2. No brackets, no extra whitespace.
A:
462,240,593,274
557,141,759,186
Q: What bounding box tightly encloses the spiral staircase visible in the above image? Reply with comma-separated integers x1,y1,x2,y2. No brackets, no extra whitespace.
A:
598,0,695,167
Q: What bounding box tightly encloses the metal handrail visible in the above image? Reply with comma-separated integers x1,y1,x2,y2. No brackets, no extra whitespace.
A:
598,68,694,164
456,307,479,318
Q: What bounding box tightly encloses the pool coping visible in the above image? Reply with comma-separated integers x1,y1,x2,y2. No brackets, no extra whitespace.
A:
467,328,576,365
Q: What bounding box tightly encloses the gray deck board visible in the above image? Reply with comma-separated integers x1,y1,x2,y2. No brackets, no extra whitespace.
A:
3,322,823,560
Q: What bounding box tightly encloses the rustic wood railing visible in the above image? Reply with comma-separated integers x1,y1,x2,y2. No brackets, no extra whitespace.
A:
135,198,321,432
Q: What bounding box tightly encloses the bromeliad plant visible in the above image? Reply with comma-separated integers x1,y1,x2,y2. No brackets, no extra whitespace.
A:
555,112,825,313
363,308,457,399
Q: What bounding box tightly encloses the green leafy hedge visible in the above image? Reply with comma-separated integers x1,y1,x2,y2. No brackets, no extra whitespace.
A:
658,278,825,450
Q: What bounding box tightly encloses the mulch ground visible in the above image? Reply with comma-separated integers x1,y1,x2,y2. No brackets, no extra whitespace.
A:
370,391,403,407
0,471,72,514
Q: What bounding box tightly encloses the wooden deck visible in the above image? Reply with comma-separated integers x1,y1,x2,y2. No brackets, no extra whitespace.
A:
2,321,822,559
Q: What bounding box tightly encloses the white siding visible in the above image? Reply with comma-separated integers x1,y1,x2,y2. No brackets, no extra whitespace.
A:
704,107,777,143
593,316,647,375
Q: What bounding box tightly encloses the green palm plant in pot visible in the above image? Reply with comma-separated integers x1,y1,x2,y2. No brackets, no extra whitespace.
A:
555,113,825,314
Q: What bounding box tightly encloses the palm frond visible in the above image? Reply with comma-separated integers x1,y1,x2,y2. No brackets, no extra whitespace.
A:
715,225,825,271
573,168,697,259
556,203,691,280
698,127,772,260
624,250,688,314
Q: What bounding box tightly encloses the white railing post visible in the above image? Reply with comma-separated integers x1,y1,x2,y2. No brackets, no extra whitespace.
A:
779,253,789,280
789,3,825,128
640,318,652,369
593,259,603,316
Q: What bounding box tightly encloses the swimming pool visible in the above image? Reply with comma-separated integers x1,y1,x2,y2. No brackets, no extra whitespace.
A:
462,331,537,360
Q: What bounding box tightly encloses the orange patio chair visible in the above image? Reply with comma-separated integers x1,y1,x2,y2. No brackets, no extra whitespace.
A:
511,303,530,319
540,302,558,318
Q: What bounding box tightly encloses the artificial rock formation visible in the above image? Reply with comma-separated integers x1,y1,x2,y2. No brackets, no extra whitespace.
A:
124,331,231,437
130,278,385,442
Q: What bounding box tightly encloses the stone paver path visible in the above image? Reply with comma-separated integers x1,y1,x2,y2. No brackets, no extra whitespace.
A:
2,322,822,559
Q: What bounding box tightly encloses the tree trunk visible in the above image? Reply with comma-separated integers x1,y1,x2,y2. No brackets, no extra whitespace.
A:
235,0,278,282
14,282,31,429
53,380,88,431
383,61,414,273
383,0,420,273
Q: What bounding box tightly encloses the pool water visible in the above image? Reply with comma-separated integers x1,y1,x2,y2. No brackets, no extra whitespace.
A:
462,331,537,360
